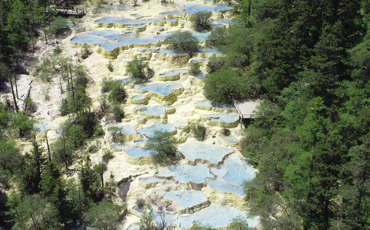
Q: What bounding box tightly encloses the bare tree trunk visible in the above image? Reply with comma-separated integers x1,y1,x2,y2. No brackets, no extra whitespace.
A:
43,124,52,162
9,74,18,112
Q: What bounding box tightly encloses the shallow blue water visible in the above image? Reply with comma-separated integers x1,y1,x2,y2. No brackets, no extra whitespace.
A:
111,143,157,157
139,106,174,116
156,189,208,209
178,141,233,164
183,3,233,14
134,82,183,96
137,123,176,138
157,161,214,184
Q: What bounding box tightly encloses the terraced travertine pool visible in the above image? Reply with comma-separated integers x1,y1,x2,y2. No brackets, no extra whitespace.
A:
63,0,259,228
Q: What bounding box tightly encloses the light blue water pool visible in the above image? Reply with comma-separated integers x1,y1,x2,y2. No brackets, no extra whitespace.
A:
190,58,209,63
137,123,176,138
95,16,164,25
99,35,159,51
178,141,233,164
158,48,185,55
139,106,174,116
159,10,183,16
177,203,259,229
183,3,233,14
111,144,157,157
131,94,146,100
134,82,183,96
190,31,211,42
139,176,166,184
151,203,259,229
127,25,146,29
159,68,188,77
167,18,178,23
205,177,245,196
195,100,212,109
70,30,132,43
208,114,239,123
157,161,214,184
212,154,256,187
108,124,137,135
119,77,140,84
212,102,234,109
33,120,59,135
155,189,208,209
198,48,223,54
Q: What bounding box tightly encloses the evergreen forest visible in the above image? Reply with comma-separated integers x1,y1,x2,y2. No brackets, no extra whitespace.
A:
204,0,370,229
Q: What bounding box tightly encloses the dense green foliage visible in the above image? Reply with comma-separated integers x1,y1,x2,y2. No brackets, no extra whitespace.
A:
189,62,201,75
126,58,149,80
47,17,70,36
164,31,199,53
192,124,207,141
202,0,370,229
146,131,177,166
190,11,212,31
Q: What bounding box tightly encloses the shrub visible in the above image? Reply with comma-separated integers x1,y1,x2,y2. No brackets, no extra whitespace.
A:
53,46,62,55
204,67,251,103
25,98,37,113
112,106,124,122
164,31,199,53
136,198,146,210
107,61,114,72
146,131,177,166
126,58,149,80
102,148,114,163
108,83,126,104
206,27,230,46
189,62,201,75
139,213,157,230
222,128,231,136
207,55,225,73
190,11,212,31
81,44,92,59
13,112,34,138
47,17,69,36
101,77,115,93
192,124,206,141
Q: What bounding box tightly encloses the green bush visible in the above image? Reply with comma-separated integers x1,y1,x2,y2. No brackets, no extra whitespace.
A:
101,77,115,93
25,98,37,113
204,67,251,103
192,124,206,141
207,55,225,73
81,44,92,59
108,83,126,104
107,61,114,72
136,198,146,210
13,112,34,138
47,17,69,36
206,27,230,46
164,31,199,53
189,62,201,75
146,131,177,166
222,128,231,136
112,106,124,122
53,46,62,55
190,11,212,31
126,58,149,80
102,149,114,163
